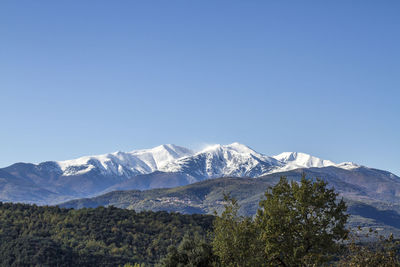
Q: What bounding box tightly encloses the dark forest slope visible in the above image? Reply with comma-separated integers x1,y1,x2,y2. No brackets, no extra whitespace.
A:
0,202,214,266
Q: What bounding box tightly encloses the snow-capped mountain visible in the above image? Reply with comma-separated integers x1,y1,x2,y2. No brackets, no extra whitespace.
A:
0,142,369,204
159,143,282,178
57,144,193,177
54,142,360,179
272,152,336,168
270,152,359,172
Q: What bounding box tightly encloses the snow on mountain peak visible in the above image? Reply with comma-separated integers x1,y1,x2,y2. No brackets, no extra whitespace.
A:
58,144,193,177
129,144,193,168
273,152,336,167
55,143,361,180
335,162,360,170
199,142,260,156
225,142,258,154
159,142,279,178
269,152,362,174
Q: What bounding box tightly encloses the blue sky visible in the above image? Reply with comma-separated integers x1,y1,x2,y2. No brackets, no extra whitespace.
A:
1,1,399,175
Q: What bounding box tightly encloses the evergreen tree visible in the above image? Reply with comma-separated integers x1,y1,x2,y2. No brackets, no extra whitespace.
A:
255,174,348,266
212,195,265,267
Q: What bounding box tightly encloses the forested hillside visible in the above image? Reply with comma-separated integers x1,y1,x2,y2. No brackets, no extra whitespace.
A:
61,170,400,238
0,203,214,266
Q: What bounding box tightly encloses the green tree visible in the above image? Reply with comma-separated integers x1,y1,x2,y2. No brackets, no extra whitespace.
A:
255,175,348,266
158,234,217,267
212,195,265,267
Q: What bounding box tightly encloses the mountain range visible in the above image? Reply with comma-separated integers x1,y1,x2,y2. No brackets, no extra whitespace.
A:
2,142,400,235
0,143,364,204
57,142,359,179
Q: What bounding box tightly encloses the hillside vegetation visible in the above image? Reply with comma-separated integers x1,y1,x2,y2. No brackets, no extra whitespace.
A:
0,203,213,266
61,169,400,237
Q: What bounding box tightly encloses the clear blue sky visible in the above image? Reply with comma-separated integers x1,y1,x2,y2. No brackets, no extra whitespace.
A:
1,1,399,175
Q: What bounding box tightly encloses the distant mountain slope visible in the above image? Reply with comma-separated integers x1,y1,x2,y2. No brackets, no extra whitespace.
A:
0,169,60,203
60,166,400,213
100,171,196,193
59,166,400,237
0,143,393,204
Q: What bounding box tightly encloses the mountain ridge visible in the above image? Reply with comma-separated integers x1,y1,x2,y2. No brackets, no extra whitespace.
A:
0,143,394,205
49,143,361,178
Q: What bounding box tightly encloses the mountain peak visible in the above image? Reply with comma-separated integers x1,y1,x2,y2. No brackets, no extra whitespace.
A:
198,142,257,155
274,152,310,161
154,144,180,150
225,142,255,153
149,144,193,156
272,152,336,171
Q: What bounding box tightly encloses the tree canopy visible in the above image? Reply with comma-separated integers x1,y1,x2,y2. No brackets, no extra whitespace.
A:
158,235,217,267
211,174,349,267
255,175,348,266
0,203,214,266
212,195,264,267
